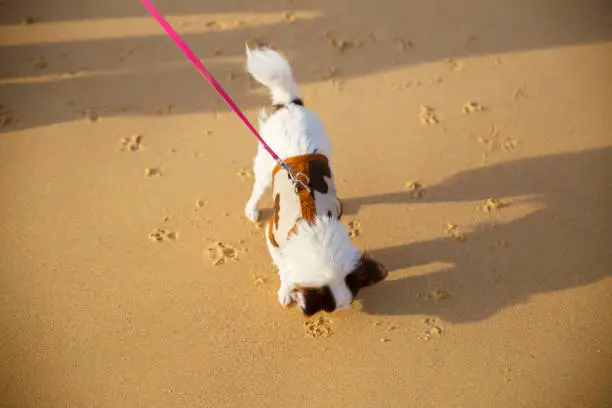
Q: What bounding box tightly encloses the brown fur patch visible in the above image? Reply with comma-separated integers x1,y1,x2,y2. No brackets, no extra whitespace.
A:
273,193,280,229
268,220,279,247
297,182,317,223
298,286,336,316
268,193,281,247
345,253,388,296
308,159,331,195
287,223,299,239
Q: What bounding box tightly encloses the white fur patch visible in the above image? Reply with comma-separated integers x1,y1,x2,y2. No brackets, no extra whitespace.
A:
280,216,361,287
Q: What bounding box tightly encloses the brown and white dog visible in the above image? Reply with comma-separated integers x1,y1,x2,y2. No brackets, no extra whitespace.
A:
244,47,387,316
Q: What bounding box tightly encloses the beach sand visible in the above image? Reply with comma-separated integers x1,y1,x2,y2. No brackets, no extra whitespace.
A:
1,1,611,407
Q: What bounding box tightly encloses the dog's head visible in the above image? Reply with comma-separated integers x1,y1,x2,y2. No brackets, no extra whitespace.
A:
293,254,388,316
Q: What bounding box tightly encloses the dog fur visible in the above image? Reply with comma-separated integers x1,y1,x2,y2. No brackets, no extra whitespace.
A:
244,46,387,316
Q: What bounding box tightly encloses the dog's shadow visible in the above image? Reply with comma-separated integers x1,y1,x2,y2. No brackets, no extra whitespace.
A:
343,147,612,323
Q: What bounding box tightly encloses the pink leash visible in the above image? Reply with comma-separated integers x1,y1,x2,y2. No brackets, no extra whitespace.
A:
139,0,309,189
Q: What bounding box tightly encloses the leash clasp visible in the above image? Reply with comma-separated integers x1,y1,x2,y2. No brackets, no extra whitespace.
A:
278,161,311,193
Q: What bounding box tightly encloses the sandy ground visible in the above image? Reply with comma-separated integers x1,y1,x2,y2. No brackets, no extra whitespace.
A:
1,0,612,407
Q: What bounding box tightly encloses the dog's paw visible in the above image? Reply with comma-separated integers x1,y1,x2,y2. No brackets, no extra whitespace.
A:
277,286,294,307
245,204,260,223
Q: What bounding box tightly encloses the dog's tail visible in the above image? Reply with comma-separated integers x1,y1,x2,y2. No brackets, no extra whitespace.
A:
246,46,300,105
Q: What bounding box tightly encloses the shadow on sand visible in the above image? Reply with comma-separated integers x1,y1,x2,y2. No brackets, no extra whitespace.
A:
1,0,611,131
344,147,612,323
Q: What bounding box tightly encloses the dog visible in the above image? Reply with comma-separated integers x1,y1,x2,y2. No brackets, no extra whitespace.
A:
244,46,387,316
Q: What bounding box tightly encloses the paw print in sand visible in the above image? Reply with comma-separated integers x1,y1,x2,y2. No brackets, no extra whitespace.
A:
347,220,361,238
462,102,488,114
419,318,444,341
419,105,439,125
405,181,426,199
206,242,238,266
480,197,507,214
120,134,143,151
445,223,465,242
446,58,463,71
304,316,334,338
148,228,177,242
237,168,254,180
144,167,162,177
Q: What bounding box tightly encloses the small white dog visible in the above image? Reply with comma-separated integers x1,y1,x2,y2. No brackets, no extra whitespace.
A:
244,46,387,316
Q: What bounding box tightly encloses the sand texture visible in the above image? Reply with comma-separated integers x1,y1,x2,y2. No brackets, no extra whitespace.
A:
1,1,612,407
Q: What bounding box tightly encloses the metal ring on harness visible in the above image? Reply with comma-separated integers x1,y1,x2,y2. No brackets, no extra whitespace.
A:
277,160,311,193
291,172,310,193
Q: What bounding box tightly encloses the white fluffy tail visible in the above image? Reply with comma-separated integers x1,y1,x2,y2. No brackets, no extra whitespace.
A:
245,46,300,105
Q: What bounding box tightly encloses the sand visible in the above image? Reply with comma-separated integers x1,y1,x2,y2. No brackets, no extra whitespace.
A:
1,1,612,407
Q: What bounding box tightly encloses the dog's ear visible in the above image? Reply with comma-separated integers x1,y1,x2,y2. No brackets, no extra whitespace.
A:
296,287,336,316
345,254,388,296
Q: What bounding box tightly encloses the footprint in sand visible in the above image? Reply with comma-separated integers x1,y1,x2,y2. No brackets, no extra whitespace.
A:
206,242,238,266
120,134,143,152
513,86,528,101
446,223,466,242
283,12,297,23
144,167,162,177
480,198,507,214
320,67,344,91
446,59,463,71
237,168,254,181
373,319,398,343
155,104,173,115
388,81,413,91
425,287,450,301
501,138,519,151
194,199,208,211
419,318,444,341
148,228,177,242
462,102,488,114
478,125,519,153
84,109,100,123
304,316,334,338
347,221,361,238
392,36,414,51
250,272,267,286
326,32,364,54
405,181,426,199
321,67,340,81
419,105,439,126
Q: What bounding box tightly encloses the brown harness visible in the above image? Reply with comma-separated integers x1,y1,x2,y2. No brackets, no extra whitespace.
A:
268,153,343,247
